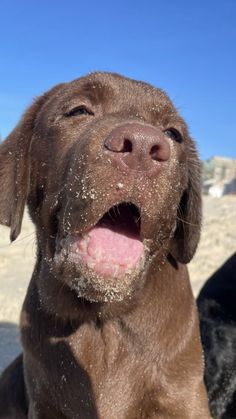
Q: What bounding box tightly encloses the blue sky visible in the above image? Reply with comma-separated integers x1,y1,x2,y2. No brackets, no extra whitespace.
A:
0,0,235,160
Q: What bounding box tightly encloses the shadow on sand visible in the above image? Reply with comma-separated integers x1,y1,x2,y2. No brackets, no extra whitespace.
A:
0,322,21,374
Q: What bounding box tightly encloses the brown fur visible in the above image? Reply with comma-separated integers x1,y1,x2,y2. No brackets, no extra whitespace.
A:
0,72,210,418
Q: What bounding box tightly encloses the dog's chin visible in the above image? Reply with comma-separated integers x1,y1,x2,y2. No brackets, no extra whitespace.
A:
70,258,147,303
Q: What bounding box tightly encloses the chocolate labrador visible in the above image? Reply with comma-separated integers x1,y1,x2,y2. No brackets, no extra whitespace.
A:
0,72,210,418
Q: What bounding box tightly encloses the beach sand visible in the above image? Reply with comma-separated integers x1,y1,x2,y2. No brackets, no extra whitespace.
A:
0,195,235,372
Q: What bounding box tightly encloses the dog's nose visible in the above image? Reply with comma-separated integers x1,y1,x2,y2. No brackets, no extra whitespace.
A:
104,123,170,172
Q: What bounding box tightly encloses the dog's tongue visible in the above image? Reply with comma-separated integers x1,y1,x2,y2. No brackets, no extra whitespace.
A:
71,207,144,278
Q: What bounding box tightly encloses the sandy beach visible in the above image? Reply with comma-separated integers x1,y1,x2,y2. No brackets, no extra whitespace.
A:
0,195,236,373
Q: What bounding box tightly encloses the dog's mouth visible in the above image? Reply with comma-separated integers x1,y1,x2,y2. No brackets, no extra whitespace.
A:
66,202,145,278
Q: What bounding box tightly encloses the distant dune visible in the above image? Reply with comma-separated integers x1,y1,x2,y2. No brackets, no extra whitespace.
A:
189,195,236,294
0,195,236,372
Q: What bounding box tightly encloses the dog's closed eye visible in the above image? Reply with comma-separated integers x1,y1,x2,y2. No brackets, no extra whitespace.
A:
65,105,94,117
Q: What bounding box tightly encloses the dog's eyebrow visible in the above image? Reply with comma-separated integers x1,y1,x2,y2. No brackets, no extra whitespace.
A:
68,80,114,106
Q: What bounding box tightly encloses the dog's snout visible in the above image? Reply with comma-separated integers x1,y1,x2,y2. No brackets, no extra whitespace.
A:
104,123,170,172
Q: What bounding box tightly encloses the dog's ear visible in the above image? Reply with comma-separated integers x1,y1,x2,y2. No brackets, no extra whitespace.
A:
0,84,64,241
171,143,202,264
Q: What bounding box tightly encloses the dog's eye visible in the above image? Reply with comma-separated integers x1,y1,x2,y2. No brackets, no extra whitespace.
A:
65,106,94,117
164,128,182,143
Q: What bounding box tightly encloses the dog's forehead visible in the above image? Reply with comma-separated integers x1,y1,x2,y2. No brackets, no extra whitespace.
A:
35,72,185,130
54,72,173,109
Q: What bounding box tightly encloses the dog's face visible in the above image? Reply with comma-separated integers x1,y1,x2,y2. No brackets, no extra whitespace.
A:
0,72,201,303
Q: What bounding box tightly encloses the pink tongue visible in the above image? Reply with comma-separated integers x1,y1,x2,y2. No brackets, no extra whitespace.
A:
71,225,144,278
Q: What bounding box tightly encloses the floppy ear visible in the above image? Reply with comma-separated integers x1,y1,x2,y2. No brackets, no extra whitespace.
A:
0,84,64,241
171,143,202,264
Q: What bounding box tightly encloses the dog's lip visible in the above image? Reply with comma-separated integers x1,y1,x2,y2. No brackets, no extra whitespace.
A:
60,201,143,240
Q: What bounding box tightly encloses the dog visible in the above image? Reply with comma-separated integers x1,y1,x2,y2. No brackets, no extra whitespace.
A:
0,72,210,418
198,252,236,418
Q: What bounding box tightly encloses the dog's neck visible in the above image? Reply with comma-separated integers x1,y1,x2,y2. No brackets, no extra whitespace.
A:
22,254,189,327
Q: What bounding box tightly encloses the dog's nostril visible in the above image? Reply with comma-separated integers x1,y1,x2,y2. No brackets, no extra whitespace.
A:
122,139,133,153
150,143,170,162
150,145,160,161
104,137,133,153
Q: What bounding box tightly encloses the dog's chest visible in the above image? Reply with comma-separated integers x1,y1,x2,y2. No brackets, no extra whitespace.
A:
46,320,154,417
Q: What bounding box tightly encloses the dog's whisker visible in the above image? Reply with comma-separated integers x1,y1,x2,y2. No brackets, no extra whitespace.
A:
176,216,199,227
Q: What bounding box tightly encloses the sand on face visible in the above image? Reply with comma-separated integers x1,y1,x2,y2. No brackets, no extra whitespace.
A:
0,196,236,372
